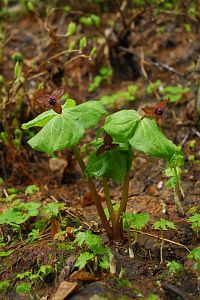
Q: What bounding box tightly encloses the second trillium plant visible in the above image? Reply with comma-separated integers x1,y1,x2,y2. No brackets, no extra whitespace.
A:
22,98,184,240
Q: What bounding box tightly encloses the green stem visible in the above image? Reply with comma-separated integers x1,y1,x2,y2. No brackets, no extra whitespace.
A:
72,146,113,239
102,177,117,229
173,167,184,216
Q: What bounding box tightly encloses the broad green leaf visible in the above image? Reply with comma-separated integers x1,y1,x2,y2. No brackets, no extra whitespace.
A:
27,111,84,156
129,118,178,161
69,101,108,129
86,148,133,184
103,110,141,142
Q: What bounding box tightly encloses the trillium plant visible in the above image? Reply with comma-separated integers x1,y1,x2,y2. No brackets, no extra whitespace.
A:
22,98,184,241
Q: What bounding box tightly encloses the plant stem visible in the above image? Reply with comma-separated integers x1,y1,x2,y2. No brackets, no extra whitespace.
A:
173,167,184,216
102,177,117,228
160,230,164,264
72,146,113,239
117,172,130,221
115,172,130,240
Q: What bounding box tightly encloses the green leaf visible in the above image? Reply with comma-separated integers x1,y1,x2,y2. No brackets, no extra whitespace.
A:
86,148,133,184
75,231,103,255
169,150,184,167
66,22,76,36
25,184,39,195
27,111,84,156
188,214,200,229
0,208,27,225
103,110,141,142
79,37,87,50
167,260,184,275
129,118,178,161
70,101,108,129
21,109,57,129
123,213,150,231
14,61,22,79
21,202,41,216
153,219,176,231
16,283,31,294
75,232,86,246
0,250,14,257
23,101,107,156
75,252,94,269
188,246,200,261
42,202,64,217
0,280,10,293
16,271,32,280
84,231,103,255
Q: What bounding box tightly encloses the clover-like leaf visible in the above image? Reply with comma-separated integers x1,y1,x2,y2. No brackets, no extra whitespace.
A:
129,118,178,161
102,110,141,142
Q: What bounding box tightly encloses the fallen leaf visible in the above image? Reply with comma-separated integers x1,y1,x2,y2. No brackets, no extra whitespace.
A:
51,218,64,240
69,270,98,282
51,281,78,300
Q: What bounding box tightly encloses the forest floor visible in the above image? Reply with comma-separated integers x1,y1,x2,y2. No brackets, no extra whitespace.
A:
0,2,200,300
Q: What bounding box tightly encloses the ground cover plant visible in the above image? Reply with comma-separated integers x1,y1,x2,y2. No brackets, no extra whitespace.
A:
0,0,200,299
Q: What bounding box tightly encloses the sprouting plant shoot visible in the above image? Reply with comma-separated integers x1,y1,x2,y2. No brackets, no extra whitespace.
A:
153,219,176,264
187,246,200,291
122,212,149,258
22,97,184,241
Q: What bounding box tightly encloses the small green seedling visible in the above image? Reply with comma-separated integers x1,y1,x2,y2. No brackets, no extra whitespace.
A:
165,151,185,215
167,260,184,276
22,97,183,241
188,213,200,236
153,219,176,264
25,184,39,195
162,85,190,103
0,280,10,293
74,231,111,271
146,294,160,300
122,212,150,258
99,84,138,107
16,283,31,294
187,246,200,291
79,14,100,27
88,67,113,92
